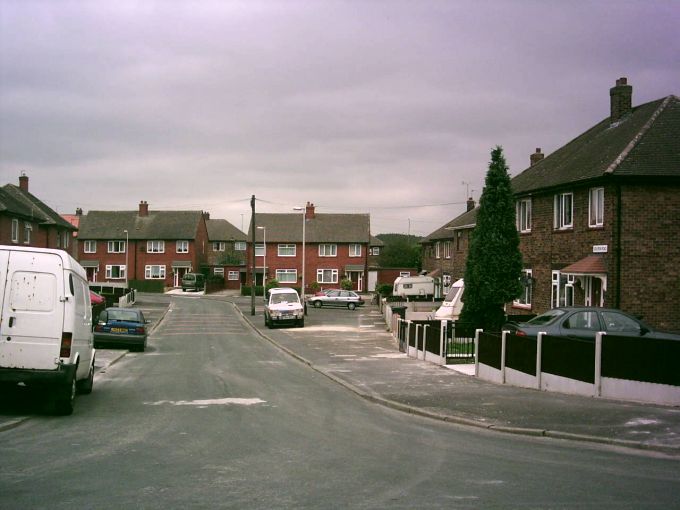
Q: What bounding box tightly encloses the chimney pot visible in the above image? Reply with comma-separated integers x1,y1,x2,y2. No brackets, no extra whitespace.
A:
76,208,83,216
19,173,29,192
139,200,149,217
530,148,545,166
610,77,633,123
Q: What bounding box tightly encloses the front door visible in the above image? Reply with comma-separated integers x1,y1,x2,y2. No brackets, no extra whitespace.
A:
347,271,363,292
584,276,604,307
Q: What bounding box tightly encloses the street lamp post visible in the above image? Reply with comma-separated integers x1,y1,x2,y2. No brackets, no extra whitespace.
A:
123,229,129,289
293,206,306,313
257,226,266,292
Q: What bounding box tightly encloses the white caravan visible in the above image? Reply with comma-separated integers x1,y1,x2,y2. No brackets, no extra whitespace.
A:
433,278,465,320
392,275,436,299
0,246,95,415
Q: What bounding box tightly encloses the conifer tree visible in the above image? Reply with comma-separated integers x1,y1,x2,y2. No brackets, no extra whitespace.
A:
460,146,523,331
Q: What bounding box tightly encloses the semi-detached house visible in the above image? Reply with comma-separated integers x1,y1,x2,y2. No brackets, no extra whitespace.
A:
0,175,76,250
77,201,209,288
510,78,680,332
249,202,370,293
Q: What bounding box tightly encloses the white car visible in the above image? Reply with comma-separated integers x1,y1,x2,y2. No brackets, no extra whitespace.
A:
264,288,304,328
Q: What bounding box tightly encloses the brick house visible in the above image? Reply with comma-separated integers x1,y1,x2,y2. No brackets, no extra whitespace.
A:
510,78,680,332
77,201,209,287
249,202,371,293
206,216,248,290
0,174,77,250
420,198,477,291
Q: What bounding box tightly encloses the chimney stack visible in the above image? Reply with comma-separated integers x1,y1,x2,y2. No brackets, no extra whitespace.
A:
139,200,149,217
203,211,210,220
76,208,83,216
305,201,315,219
466,197,475,212
19,173,28,192
610,77,632,123
530,148,544,166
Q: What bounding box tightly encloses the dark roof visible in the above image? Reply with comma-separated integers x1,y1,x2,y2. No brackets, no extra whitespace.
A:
250,213,370,243
421,207,478,242
206,219,246,241
370,235,385,247
78,210,203,240
0,184,76,230
512,95,680,194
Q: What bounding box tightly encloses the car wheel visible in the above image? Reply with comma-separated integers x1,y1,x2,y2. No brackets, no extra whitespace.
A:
298,319,305,328
265,315,271,328
76,360,94,395
313,301,322,308
54,373,77,415
348,302,356,310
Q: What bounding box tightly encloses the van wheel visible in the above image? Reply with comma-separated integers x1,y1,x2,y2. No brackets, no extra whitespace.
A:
55,374,76,415
348,302,356,310
313,301,322,308
76,361,94,395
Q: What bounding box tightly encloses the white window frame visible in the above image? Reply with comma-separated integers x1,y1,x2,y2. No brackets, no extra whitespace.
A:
84,240,97,253
319,244,337,257
276,269,298,283
145,265,166,279
63,232,69,249
317,268,339,284
255,244,265,257
435,241,441,259
147,240,165,253
11,219,19,243
554,192,573,230
24,222,32,244
514,269,533,308
212,242,226,252
234,241,246,251
551,270,575,308
107,240,126,253
516,198,532,233
443,241,452,259
213,267,225,276
278,244,296,257
228,270,239,281
370,247,380,256
399,271,411,277
176,240,189,253
589,187,604,228
349,244,362,257
105,264,126,280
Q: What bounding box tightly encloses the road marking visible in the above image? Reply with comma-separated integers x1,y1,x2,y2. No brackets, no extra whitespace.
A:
145,398,266,407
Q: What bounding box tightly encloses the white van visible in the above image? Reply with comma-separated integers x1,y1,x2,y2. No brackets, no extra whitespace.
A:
0,246,95,415
393,275,436,299
434,278,464,320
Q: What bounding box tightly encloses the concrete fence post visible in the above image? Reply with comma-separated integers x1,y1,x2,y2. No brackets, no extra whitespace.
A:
474,329,483,377
594,332,604,397
501,330,508,384
422,325,429,361
439,320,446,365
536,332,545,390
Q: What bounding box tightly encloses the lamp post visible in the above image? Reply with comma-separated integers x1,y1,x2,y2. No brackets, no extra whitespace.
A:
257,226,266,292
123,229,129,289
293,206,306,313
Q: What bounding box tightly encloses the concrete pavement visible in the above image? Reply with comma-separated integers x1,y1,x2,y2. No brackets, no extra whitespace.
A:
232,296,680,456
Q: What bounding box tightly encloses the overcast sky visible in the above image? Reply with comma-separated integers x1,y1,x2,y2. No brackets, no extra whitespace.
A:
1,1,678,236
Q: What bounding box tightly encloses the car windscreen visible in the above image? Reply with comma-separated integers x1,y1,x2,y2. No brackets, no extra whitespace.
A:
271,293,299,304
443,286,462,303
107,310,141,322
526,309,566,326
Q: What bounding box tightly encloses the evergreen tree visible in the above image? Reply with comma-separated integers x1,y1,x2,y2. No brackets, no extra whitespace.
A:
460,146,523,331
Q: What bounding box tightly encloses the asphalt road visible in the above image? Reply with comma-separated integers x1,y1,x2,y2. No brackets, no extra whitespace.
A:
1,295,679,509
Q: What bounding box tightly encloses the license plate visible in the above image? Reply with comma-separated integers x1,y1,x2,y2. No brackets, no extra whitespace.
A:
111,327,127,333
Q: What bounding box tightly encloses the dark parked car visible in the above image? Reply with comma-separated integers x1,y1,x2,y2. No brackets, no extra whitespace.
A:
182,272,205,292
504,307,680,341
308,289,364,310
94,307,149,352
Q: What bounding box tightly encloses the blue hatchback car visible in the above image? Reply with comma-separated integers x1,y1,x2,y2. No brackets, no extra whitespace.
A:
94,307,149,352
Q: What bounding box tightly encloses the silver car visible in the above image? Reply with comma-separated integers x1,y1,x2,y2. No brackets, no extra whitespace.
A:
308,290,364,310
